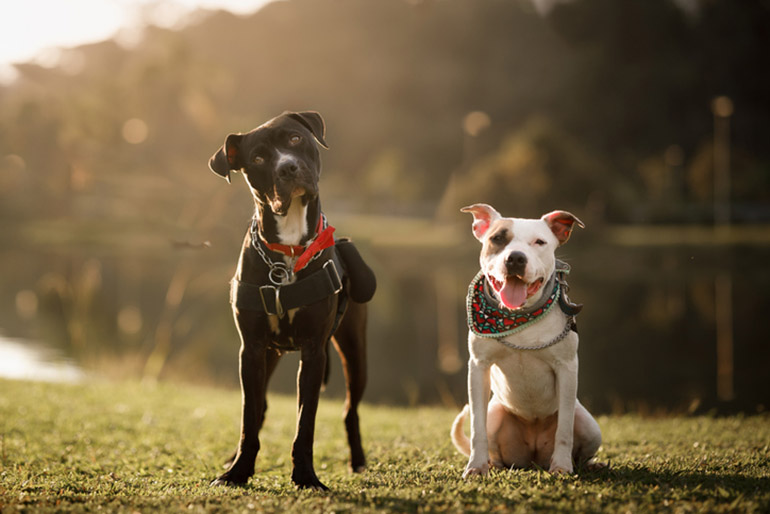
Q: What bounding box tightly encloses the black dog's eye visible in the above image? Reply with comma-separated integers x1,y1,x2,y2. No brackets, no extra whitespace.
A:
534,239,546,246
253,156,265,165
289,134,302,146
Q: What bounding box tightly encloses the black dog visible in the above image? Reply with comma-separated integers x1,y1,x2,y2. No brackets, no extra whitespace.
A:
208,111,375,490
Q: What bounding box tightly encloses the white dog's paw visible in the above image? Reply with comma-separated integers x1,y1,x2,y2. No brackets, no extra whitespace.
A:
549,459,573,475
583,458,608,472
462,461,490,478
549,465,573,475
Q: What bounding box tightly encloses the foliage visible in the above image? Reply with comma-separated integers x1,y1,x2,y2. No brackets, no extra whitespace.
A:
1,0,769,228
1,379,769,512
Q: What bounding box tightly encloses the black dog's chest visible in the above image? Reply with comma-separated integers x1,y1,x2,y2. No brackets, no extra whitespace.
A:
267,311,312,351
260,295,337,351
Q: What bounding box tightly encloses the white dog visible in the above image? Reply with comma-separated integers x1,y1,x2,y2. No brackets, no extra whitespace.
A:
452,204,602,477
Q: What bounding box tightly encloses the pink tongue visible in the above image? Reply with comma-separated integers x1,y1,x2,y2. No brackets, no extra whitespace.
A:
500,277,528,309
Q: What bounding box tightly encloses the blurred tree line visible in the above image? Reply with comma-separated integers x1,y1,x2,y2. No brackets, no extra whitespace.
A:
1,0,768,229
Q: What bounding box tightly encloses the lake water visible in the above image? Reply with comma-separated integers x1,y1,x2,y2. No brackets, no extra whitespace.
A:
1,221,768,413
0,334,84,383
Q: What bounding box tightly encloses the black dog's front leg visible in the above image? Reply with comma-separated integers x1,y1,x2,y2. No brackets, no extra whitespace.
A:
212,339,267,486
291,342,328,490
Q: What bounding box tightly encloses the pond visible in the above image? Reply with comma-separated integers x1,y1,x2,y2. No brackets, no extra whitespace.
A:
0,334,83,383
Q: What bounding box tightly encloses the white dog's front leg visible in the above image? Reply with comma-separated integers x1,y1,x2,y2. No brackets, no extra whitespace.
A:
550,356,578,474
464,357,492,478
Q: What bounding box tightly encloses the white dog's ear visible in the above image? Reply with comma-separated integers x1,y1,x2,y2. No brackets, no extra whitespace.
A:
461,204,501,241
542,211,585,245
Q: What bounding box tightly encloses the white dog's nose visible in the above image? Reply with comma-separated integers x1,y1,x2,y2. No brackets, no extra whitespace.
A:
505,252,527,276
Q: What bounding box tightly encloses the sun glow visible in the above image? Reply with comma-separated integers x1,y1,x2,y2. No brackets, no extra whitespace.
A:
0,0,274,83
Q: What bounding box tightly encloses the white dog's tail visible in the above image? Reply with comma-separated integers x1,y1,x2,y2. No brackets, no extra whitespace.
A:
450,404,471,457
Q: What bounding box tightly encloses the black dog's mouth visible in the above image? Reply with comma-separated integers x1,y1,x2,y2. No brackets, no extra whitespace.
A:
269,184,318,216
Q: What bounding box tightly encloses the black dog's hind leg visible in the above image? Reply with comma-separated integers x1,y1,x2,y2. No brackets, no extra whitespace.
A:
331,300,368,472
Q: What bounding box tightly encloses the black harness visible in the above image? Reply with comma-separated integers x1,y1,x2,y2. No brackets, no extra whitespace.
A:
230,257,343,316
230,245,349,353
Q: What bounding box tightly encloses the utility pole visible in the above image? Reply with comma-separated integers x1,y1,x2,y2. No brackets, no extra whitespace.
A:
711,96,734,403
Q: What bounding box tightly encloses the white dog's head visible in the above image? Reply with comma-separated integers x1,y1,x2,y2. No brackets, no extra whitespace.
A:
461,204,584,310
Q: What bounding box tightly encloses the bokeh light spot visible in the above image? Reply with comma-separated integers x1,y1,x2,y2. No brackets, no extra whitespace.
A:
122,118,149,144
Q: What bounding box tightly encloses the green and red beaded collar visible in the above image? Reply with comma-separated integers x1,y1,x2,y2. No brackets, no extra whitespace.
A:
467,270,562,338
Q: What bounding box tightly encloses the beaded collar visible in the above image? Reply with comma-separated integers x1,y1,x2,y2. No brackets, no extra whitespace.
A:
467,270,562,338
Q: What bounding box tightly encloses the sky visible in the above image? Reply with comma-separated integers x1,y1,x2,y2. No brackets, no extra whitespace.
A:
0,0,274,82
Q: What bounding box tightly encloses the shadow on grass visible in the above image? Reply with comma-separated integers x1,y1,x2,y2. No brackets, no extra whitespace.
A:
205,463,768,512
583,463,769,493
338,465,766,511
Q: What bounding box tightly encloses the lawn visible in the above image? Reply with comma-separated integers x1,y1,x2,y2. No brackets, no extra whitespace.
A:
0,379,768,513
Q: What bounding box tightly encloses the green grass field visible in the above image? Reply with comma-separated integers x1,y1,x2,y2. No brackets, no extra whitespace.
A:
0,379,768,513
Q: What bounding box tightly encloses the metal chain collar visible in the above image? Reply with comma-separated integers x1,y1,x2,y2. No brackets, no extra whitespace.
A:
495,316,576,351
250,217,326,286
254,241,294,285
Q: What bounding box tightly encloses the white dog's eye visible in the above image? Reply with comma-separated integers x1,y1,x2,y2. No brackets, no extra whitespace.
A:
289,134,302,146
490,231,507,244
253,156,265,165
534,239,546,246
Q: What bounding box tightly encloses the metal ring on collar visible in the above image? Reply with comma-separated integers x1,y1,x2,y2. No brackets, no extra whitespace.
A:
268,263,291,286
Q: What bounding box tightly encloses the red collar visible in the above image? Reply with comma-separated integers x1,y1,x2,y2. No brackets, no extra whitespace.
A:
259,215,336,272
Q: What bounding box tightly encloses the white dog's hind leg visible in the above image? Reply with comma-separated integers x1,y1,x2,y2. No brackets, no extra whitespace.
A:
485,397,507,469
573,400,604,470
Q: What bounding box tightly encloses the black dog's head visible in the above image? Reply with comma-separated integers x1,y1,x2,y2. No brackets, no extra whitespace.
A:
209,111,328,216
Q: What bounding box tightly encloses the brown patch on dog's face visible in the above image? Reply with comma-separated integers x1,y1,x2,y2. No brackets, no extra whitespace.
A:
480,220,513,265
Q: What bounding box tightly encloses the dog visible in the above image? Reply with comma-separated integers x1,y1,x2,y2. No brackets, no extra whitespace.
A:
207,111,375,490
451,204,602,477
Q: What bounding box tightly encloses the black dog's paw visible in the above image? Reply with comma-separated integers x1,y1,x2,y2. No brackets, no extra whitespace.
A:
292,470,329,491
295,480,329,492
210,471,250,487
350,454,366,473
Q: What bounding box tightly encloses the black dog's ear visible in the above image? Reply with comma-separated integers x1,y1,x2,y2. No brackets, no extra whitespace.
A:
287,111,328,149
208,134,244,183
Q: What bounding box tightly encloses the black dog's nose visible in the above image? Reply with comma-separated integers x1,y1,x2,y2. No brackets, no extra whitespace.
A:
505,251,527,275
278,162,299,179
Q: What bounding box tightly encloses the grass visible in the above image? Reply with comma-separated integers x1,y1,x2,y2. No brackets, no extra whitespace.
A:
0,379,768,513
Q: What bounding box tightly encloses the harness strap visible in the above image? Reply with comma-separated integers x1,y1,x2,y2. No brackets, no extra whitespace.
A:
327,249,347,332
230,259,343,315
